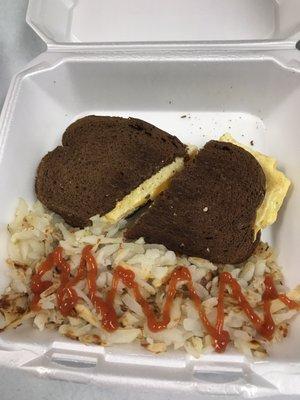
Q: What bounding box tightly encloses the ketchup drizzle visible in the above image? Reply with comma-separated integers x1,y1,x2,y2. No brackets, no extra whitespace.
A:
30,245,299,353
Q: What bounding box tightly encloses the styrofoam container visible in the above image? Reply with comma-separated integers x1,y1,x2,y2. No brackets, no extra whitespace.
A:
0,0,300,397
27,0,300,44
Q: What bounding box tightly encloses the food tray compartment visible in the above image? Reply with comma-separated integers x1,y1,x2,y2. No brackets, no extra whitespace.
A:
26,0,300,44
0,50,300,396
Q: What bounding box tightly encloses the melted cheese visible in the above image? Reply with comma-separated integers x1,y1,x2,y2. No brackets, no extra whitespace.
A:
219,134,291,236
103,157,185,223
103,145,197,224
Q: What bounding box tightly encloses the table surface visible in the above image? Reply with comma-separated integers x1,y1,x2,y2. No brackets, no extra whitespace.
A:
0,1,297,399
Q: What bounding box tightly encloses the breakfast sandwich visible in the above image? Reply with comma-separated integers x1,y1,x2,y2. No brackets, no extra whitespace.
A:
126,137,290,264
35,116,188,227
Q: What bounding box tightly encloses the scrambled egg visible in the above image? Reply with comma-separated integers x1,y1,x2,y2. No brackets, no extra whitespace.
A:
104,133,290,238
219,134,291,236
104,157,185,223
104,145,197,224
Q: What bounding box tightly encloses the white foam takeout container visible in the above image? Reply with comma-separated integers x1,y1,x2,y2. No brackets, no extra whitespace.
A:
0,0,300,397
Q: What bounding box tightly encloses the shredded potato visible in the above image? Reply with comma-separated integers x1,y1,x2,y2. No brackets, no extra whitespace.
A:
0,199,299,358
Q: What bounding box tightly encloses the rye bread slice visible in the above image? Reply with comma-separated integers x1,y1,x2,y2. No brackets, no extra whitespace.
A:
35,116,186,227
125,140,266,264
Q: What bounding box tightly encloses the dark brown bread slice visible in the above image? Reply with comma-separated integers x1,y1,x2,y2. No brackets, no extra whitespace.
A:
36,116,186,227
126,140,266,264
62,116,185,150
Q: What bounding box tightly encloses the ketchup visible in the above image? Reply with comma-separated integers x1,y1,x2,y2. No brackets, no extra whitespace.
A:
30,245,299,353
30,245,118,331
30,247,62,310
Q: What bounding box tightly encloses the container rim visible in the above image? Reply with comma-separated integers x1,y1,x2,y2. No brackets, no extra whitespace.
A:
26,0,300,52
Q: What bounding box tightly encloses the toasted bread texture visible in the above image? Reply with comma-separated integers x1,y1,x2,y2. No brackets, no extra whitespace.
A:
36,116,186,227
126,140,266,264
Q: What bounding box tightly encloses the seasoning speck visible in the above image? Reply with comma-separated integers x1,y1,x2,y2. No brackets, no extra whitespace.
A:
181,115,187,119
250,140,254,146
203,207,208,212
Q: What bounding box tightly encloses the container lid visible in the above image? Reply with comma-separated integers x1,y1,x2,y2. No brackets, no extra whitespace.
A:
27,0,300,46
